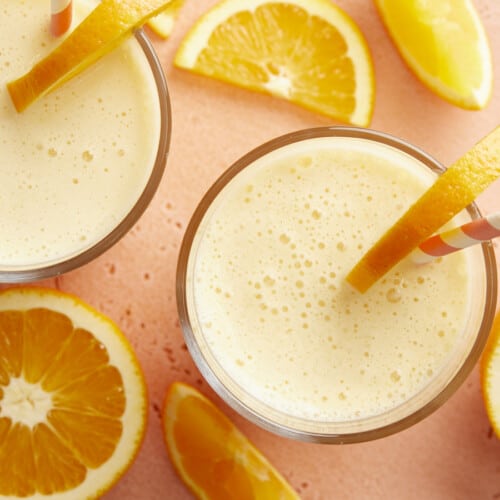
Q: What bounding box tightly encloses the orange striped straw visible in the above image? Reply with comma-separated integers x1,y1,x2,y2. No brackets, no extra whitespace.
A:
412,212,500,264
51,0,72,37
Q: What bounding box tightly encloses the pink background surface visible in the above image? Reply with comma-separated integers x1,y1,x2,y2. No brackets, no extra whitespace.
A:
14,1,500,498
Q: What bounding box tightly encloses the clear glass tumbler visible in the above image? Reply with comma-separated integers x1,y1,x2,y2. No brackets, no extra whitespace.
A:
177,127,497,443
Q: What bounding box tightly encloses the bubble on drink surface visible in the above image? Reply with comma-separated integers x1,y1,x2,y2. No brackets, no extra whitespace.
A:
386,288,402,303
82,150,94,162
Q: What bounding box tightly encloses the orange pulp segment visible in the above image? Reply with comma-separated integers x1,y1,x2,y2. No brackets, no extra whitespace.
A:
0,287,147,498
163,382,299,500
346,125,500,292
174,0,374,126
7,0,174,112
481,312,500,439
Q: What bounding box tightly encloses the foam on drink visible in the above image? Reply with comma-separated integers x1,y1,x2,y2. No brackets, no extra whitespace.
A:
188,136,479,422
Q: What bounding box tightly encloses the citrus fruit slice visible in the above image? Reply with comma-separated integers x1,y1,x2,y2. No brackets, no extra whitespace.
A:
346,125,500,293
7,0,174,112
163,382,299,499
0,287,146,498
481,312,500,439
174,0,374,126
147,0,185,39
374,0,493,109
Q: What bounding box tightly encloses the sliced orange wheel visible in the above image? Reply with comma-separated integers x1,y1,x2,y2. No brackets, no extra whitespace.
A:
346,126,500,292
163,382,299,500
374,0,493,109
0,287,146,498
147,0,185,39
481,312,500,439
174,0,374,126
7,0,174,112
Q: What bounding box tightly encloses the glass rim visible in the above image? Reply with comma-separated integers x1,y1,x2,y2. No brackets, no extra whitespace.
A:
177,126,498,443
0,29,171,283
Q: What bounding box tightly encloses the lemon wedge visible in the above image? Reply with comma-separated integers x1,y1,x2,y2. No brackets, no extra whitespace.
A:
374,0,493,109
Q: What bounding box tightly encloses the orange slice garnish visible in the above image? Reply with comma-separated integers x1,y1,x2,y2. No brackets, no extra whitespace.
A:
346,125,500,292
174,0,374,126
162,382,299,499
481,312,500,439
7,0,174,112
0,287,146,498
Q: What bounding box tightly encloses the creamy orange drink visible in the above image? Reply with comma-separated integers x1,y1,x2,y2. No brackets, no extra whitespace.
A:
0,0,169,281
178,128,496,442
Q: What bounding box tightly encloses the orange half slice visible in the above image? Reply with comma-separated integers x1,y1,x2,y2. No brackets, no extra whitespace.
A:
0,287,146,498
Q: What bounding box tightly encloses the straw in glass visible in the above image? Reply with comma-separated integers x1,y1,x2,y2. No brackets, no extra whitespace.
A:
51,0,72,37
412,212,500,264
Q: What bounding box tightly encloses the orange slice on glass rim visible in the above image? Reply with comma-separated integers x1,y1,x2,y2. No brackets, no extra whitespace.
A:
346,126,500,293
7,0,174,112
481,312,500,439
0,287,146,498
162,381,299,499
174,0,374,126
374,0,493,110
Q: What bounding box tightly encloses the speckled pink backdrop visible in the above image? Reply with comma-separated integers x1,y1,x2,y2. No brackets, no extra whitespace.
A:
11,0,500,498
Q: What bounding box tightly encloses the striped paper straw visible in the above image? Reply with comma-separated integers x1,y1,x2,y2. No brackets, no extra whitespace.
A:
412,212,500,264
51,0,72,37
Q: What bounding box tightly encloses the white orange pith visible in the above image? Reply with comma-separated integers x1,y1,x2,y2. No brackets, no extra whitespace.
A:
0,287,147,498
163,382,299,500
174,0,374,126
374,0,493,109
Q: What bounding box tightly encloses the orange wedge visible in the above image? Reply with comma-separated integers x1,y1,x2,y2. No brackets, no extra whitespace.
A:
174,0,374,126
374,0,493,109
0,287,146,498
162,382,299,500
481,312,500,439
147,0,185,39
347,125,500,292
7,0,174,112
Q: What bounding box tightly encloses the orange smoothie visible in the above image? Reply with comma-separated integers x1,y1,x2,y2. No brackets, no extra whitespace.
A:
0,0,167,278
178,129,495,441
